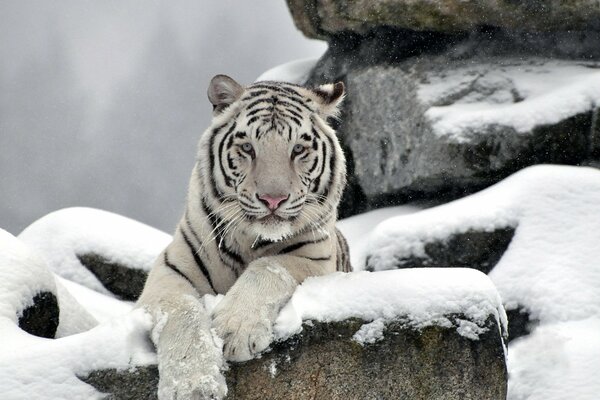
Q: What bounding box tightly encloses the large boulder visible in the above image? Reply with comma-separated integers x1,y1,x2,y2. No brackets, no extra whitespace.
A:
82,268,508,399
84,316,506,400
287,0,600,40
301,30,600,216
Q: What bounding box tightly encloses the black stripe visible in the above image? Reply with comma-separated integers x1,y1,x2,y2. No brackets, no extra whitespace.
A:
277,100,303,114
217,122,237,188
305,256,331,261
247,115,261,125
164,252,194,286
180,227,217,294
185,212,202,244
201,197,244,274
208,123,230,199
301,133,312,141
240,89,269,101
279,236,328,255
252,238,276,250
220,241,245,267
311,131,328,193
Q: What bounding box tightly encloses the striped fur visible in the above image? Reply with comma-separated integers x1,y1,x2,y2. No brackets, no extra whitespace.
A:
138,76,350,399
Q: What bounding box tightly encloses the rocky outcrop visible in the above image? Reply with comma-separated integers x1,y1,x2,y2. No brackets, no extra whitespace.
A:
287,0,600,40
78,253,148,301
366,227,515,275
297,26,600,217
82,316,507,400
17,291,59,339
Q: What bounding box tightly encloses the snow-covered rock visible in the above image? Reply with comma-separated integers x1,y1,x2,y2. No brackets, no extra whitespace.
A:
365,164,600,400
330,59,600,205
19,207,171,300
0,228,155,399
84,269,508,400
255,58,318,84
1,206,510,399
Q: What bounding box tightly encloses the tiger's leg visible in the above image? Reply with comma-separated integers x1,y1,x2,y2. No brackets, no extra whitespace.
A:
212,255,335,362
137,256,227,400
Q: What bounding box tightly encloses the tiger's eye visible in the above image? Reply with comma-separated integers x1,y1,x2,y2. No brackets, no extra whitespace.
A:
292,144,305,155
242,143,254,153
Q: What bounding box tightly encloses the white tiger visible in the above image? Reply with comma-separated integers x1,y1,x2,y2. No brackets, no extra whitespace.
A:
138,75,351,399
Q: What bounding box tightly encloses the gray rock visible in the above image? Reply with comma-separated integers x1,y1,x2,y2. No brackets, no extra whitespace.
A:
366,227,515,274
287,0,600,40
309,49,600,215
362,225,533,342
81,317,507,399
17,291,59,339
77,253,148,301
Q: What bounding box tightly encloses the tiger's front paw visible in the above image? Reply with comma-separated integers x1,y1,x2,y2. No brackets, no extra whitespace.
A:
158,368,226,400
212,300,273,362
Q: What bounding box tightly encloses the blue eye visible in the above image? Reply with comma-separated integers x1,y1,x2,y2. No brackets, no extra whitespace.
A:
241,143,254,153
292,144,305,155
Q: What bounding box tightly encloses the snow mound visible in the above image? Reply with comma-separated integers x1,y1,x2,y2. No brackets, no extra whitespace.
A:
365,164,600,400
366,165,600,324
423,60,600,142
19,207,171,295
0,229,154,399
255,58,318,84
274,268,507,343
0,308,155,400
336,205,421,269
0,229,56,323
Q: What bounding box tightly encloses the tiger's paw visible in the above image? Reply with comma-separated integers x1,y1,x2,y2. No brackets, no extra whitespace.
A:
212,301,273,362
157,358,227,400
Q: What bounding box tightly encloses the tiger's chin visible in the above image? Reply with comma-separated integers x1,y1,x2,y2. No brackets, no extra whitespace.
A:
250,216,294,242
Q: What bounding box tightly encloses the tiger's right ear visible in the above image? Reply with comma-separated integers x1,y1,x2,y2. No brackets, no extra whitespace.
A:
208,75,244,114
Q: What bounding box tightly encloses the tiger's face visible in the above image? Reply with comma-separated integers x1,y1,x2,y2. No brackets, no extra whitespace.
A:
200,76,346,242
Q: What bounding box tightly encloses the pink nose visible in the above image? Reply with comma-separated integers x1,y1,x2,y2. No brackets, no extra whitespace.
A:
257,194,289,211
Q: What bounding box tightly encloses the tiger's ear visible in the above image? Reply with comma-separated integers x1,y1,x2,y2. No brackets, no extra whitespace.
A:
208,75,244,114
312,81,345,119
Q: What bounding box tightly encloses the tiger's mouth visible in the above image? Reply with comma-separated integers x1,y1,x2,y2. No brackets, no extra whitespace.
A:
258,214,285,223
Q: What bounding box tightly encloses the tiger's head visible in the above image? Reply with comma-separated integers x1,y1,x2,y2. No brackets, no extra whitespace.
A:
197,75,347,242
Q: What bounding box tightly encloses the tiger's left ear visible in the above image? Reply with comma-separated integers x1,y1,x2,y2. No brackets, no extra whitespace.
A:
312,82,345,119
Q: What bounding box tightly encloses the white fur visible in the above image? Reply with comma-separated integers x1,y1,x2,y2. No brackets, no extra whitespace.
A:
137,78,348,399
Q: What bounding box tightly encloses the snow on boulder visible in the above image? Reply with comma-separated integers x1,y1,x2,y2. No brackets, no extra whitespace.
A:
255,58,319,84
365,164,600,400
85,268,508,399
0,229,59,338
338,60,600,202
19,207,171,300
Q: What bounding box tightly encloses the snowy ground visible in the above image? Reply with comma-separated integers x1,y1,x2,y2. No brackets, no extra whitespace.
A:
1,165,599,399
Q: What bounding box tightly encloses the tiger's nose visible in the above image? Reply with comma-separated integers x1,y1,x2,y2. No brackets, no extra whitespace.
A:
257,193,289,211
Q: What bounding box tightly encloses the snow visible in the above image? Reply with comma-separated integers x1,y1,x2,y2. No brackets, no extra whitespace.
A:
0,229,56,323
1,165,600,398
365,164,600,400
421,60,600,142
352,318,385,345
274,268,507,343
366,165,600,324
19,207,171,295
0,228,155,399
255,58,318,84
508,317,600,400
0,309,155,400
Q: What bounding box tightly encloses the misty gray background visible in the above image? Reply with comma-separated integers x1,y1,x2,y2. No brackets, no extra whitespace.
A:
0,1,326,235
